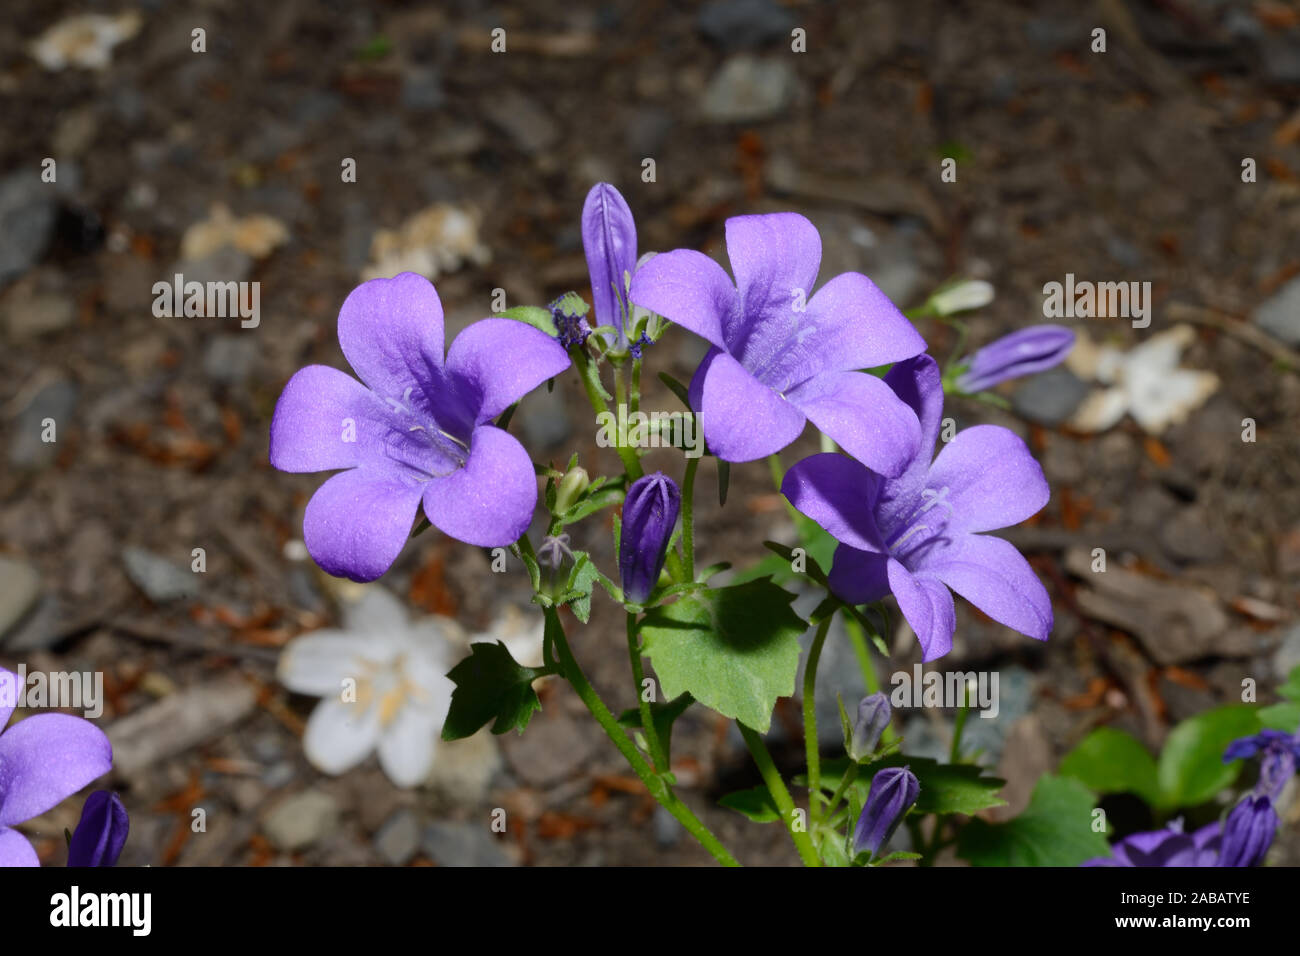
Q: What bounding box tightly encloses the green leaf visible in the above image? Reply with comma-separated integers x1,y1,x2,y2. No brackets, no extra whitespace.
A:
657,372,692,411
718,785,780,823
616,692,693,764
1157,705,1260,808
1058,727,1162,807
816,756,1006,817
639,579,806,732
562,552,600,624
548,291,590,319
1259,701,1300,734
866,850,921,866
957,775,1109,867
442,641,547,740
1277,665,1300,703
496,305,558,338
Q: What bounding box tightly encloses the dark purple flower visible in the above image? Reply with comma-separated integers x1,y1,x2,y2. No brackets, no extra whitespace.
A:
853,765,919,858
550,296,592,350
955,325,1075,393
1218,796,1277,868
68,791,128,867
582,182,638,347
619,472,680,604
0,668,112,868
1224,729,1300,801
270,272,570,582
1083,819,1221,867
629,213,926,468
782,355,1052,662
849,692,891,761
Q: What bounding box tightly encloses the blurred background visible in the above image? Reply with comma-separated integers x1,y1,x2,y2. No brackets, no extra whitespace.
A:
1,0,1298,866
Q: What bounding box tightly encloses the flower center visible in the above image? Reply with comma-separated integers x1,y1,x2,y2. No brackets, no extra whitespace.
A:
382,387,469,480
885,486,953,560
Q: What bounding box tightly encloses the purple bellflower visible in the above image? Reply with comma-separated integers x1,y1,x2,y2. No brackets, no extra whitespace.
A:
0,668,112,867
68,791,129,867
853,765,919,858
782,354,1052,662
619,472,680,604
582,183,638,349
1217,795,1278,868
849,692,891,761
1083,798,1278,867
955,325,1075,393
629,213,926,469
270,272,570,582
1224,729,1300,801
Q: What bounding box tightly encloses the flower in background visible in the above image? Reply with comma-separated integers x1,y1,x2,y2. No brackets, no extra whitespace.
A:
955,325,1075,393
277,588,459,788
619,472,681,605
0,669,112,867
849,693,891,761
853,765,919,858
926,278,994,317
68,791,128,867
270,272,570,582
1082,819,1221,867
630,212,925,468
582,183,639,348
783,355,1052,662
472,605,546,670
1224,729,1300,801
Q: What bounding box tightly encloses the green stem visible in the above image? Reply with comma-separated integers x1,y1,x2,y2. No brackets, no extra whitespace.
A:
574,349,643,480
630,357,642,416
547,607,739,866
738,723,821,867
803,616,831,823
843,612,896,744
824,761,861,820
950,680,972,763
627,611,667,770
680,455,700,581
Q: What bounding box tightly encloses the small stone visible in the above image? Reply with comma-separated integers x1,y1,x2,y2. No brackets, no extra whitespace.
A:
202,335,261,386
700,55,797,123
122,546,198,602
0,556,41,643
501,709,595,787
421,821,515,867
1252,276,1300,347
0,171,58,285
9,379,78,469
374,809,422,866
262,790,340,851
482,90,560,155
401,67,444,112
653,805,682,848
1012,367,1089,426
174,245,253,288
1160,506,1225,564
108,673,258,774
697,0,796,49
3,286,75,340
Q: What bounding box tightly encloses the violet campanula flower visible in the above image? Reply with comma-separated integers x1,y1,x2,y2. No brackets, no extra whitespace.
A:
849,692,891,761
0,668,112,867
1224,729,1300,801
782,355,1052,661
67,791,128,867
582,182,638,348
270,272,570,582
619,472,680,604
1082,819,1222,867
853,765,919,858
629,213,926,468
955,325,1075,393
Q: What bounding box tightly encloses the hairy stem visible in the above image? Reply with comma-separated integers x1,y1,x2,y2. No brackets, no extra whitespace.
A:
738,723,821,867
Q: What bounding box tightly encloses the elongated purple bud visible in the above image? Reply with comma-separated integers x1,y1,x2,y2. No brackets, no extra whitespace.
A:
849,692,891,761
619,472,680,604
1218,795,1277,867
68,791,129,867
955,325,1075,392
853,765,919,858
582,183,638,345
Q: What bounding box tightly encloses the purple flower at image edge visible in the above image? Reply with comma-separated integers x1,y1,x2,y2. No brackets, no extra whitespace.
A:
270,272,571,582
68,791,129,867
1223,729,1300,800
955,325,1075,393
1083,796,1278,868
619,472,681,604
629,213,926,470
582,182,638,347
0,669,112,867
782,355,1053,662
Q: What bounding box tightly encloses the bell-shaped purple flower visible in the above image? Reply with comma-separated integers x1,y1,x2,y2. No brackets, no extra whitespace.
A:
955,325,1075,393
1223,729,1300,801
68,791,129,867
630,213,926,468
849,692,891,761
853,765,919,858
582,183,638,347
619,472,680,604
1218,796,1277,868
1083,819,1221,867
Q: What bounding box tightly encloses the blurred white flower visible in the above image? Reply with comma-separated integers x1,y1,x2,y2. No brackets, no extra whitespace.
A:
30,12,142,71
471,605,545,670
278,587,461,788
928,278,995,317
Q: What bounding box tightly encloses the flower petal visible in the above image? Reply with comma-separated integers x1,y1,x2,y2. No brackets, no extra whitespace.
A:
337,272,445,400
781,453,885,553
446,318,572,423
0,714,112,828
303,698,381,776
886,561,956,662
689,347,806,462
0,828,38,867
378,707,443,788
303,468,424,583
422,425,536,546
269,365,394,474
926,424,1049,533
629,249,737,350
785,371,921,479
725,212,821,325
278,631,362,697
918,533,1053,642
582,183,638,337
0,668,18,731
827,543,892,605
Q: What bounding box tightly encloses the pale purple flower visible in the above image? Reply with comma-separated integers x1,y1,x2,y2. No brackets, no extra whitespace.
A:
270,272,570,582
849,692,891,761
1083,819,1222,867
1218,796,1277,867
0,668,112,867
782,355,1052,662
68,791,128,867
620,472,680,604
582,182,638,347
1224,729,1300,800
956,325,1075,393
629,213,926,468
853,765,919,858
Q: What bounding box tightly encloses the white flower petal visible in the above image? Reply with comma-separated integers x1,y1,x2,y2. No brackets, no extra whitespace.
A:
342,586,411,638
303,698,381,775
278,631,360,696
378,708,441,788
